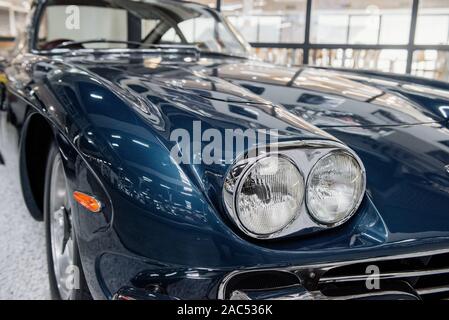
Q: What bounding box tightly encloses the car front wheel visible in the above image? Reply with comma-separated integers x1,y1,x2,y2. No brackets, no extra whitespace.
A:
44,142,91,300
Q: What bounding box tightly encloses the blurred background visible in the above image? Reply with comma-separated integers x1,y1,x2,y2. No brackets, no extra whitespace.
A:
1,0,449,79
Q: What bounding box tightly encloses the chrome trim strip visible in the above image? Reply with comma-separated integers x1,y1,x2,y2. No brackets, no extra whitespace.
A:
417,286,449,295
217,247,449,299
313,291,420,301
320,267,449,283
230,289,420,301
278,291,420,301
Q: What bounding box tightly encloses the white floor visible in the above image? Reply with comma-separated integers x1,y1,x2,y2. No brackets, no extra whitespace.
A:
0,165,50,300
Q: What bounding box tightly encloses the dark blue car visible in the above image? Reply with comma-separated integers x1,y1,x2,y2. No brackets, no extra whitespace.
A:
1,0,449,300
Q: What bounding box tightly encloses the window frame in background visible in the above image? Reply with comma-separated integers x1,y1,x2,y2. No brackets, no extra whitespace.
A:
214,0,449,81
2,0,449,80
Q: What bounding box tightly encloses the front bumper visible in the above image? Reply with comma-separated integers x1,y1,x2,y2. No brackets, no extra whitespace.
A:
110,248,449,300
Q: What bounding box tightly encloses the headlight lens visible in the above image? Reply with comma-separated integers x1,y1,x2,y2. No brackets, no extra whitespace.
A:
236,156,304,236
306,151,365,225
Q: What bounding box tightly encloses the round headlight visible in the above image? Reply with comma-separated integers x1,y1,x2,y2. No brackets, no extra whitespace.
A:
236,156,304,236
306,151,365,225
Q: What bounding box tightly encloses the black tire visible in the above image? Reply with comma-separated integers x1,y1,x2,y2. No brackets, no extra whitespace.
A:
44,142,91,300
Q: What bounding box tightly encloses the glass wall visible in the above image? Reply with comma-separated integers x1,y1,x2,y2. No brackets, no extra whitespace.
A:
218,0,449,81
416,0,449,45
192,0,217,8
13,12,27,35
2,0,449,81
412,0,449,79
310,49,408,73
0,9,9,37
222,0,307,43
311,0,413,45
412,50,449,81
0,3,28,53
254,48,303,65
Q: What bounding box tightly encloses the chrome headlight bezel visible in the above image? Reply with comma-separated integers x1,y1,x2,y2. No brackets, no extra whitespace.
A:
222,140,366,240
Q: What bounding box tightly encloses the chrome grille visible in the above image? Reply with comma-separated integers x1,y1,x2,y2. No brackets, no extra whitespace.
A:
318,251,449,300
219,250,449,300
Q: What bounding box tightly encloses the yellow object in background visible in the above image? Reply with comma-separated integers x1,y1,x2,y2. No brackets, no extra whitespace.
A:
0,73,7,84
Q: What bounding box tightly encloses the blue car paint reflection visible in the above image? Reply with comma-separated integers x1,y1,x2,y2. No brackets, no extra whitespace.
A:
1,3,449,301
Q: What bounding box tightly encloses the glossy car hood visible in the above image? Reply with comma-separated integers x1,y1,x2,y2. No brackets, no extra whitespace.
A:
66,53,449,129
64,54,331,142
39,52,449,248
214,63,449,128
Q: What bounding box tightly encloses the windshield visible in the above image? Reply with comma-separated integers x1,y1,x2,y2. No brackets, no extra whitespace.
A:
36,0,250,56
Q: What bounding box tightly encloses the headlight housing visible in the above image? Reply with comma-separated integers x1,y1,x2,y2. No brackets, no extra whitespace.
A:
223,141,366,239
236,156,304,236
306,151,365,226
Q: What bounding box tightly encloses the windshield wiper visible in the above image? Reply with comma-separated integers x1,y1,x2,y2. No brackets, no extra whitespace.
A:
53,39,199,51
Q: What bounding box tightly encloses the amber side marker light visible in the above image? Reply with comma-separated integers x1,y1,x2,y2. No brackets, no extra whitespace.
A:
73,191,102,213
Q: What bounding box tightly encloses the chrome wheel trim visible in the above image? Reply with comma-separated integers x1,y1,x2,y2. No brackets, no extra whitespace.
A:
49,154,74,300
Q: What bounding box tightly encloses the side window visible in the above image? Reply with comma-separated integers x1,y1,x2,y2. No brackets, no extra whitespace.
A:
142,19,160,39
160,28,182,43
161,18,217,44
37,11,48,45
160,18,241,52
